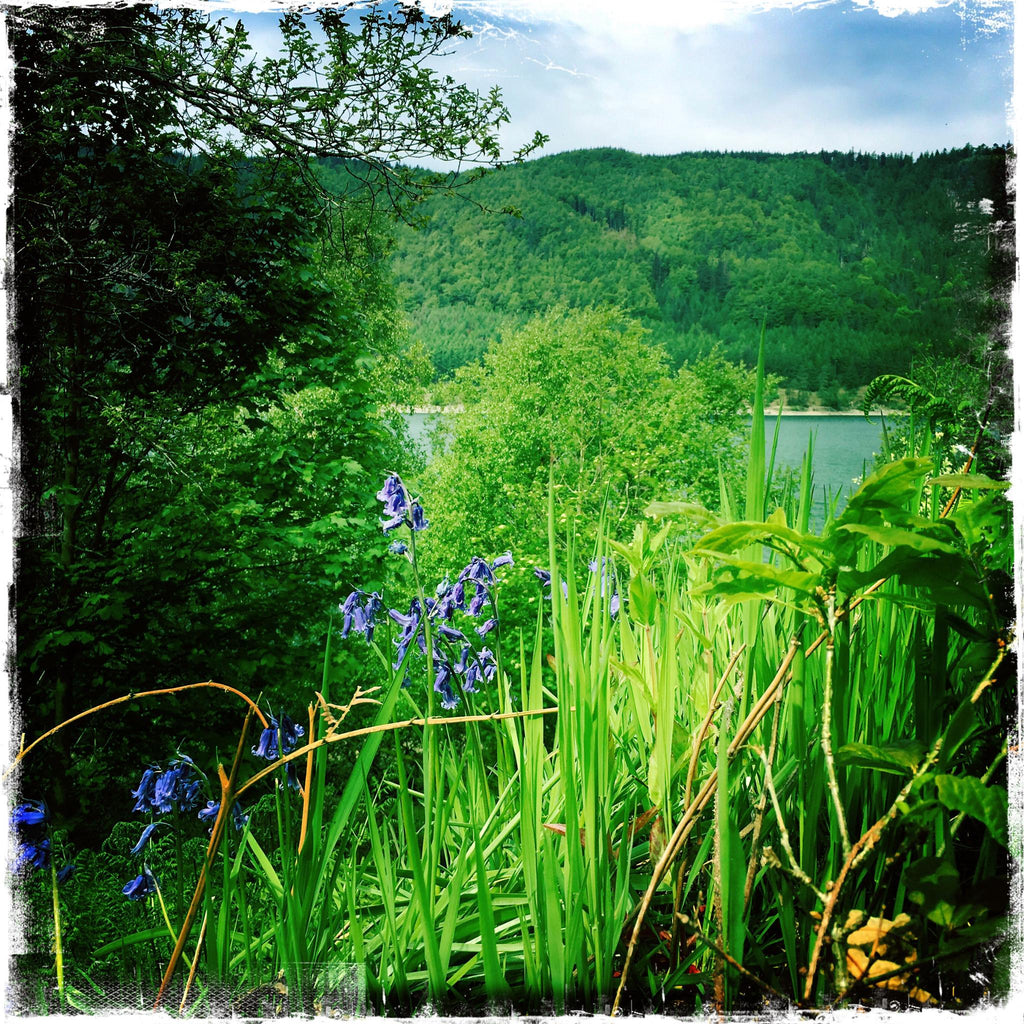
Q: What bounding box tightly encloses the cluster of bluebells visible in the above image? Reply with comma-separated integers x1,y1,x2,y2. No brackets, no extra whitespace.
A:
377,473,428,534
341,475,513,712
123,745,259,902
130,755,203,816
252,712,306,790
124,754,205,901
10,800,76,883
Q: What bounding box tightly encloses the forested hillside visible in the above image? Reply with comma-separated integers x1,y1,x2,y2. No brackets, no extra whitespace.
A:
390,147,1011,397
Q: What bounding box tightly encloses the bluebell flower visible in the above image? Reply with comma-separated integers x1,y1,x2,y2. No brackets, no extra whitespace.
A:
453,644,473,675
11,800,48,830
377,474,410,532
533,568,552,587
198,800,249,832
131,766,160,812
279,713,305,753
16,837,50,872
433,651,453,694
491,551,514,570
388,603,420,632
389,540,408,555
468,584,488,617
129,822,161,857
252,712,306,762
339,590,360,637
610,593,621,618
464,649,495,693
56,863,76,885
252,722,278,760
475,618,498,638
122,870,158,902
197,800,220,825
390,598,423,669
410,502,429,532
341,590,383,643
435,675,459,711
179,776,202,813
436,622,467,643
463,556,495,585
151,766,182,814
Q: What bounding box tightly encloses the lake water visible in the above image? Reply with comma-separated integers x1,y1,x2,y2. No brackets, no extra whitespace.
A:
404,411,896,521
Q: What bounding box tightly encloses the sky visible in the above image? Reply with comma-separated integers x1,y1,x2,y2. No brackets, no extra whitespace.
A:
221,0,1014,162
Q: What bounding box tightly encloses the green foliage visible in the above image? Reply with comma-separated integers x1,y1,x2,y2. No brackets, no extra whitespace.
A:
389,147,1011,392
420,307,758,634
10,2,537,836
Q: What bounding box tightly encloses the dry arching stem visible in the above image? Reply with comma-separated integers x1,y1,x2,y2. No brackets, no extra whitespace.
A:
6,681,270,779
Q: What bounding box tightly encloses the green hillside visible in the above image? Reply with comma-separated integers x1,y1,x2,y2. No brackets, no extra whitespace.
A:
388,146,1011,395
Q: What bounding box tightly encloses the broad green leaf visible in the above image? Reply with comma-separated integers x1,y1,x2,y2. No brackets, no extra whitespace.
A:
934,774,1008,847
837,740,927,775
840,457,934,524
694,520,825,557
939,696,982,769
835,522,956,553
702,557,820,598
904,855,960,927
928,474,1009,491
628,573,658,626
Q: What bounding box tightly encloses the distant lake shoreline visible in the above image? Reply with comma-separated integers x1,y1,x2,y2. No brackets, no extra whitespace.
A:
396,405,904,418
402,408,906,524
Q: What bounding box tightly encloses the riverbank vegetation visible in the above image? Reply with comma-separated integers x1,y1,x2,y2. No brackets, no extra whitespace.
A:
7,2,1013,1018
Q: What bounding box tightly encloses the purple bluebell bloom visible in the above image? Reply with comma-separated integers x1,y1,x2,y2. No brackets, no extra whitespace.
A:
197,800,220,825
453,644,473,675
340,591,360,637
533,568,552,587
131,766,160,812
389,539,408,555
468,584,488,617
435,676,459,710
16,837,50,872
122,870,158,902
410,502,429,532
151,767,182,814
56,863,76,885
129,822,161,857
491,551,514,569
377,474,411,533
436,622,467,643
341,591,383,643
610,593,621,617
464,646,498,694
11,800,47,830
463,556,495,585
252,712,306,762
476,618,498,638
198,800,249,832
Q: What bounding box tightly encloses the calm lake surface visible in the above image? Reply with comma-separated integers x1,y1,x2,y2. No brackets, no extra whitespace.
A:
404,411,897,520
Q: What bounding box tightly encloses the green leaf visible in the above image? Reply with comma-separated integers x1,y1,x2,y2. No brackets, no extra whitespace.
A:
701,557,820,601
934,774,1008,847
836,740,927,775
694,520,824,557
628,573,658,626
928,474,1009,491
835,522,956,553
839,457,934,524
904,855,960,927
93,927,169,957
